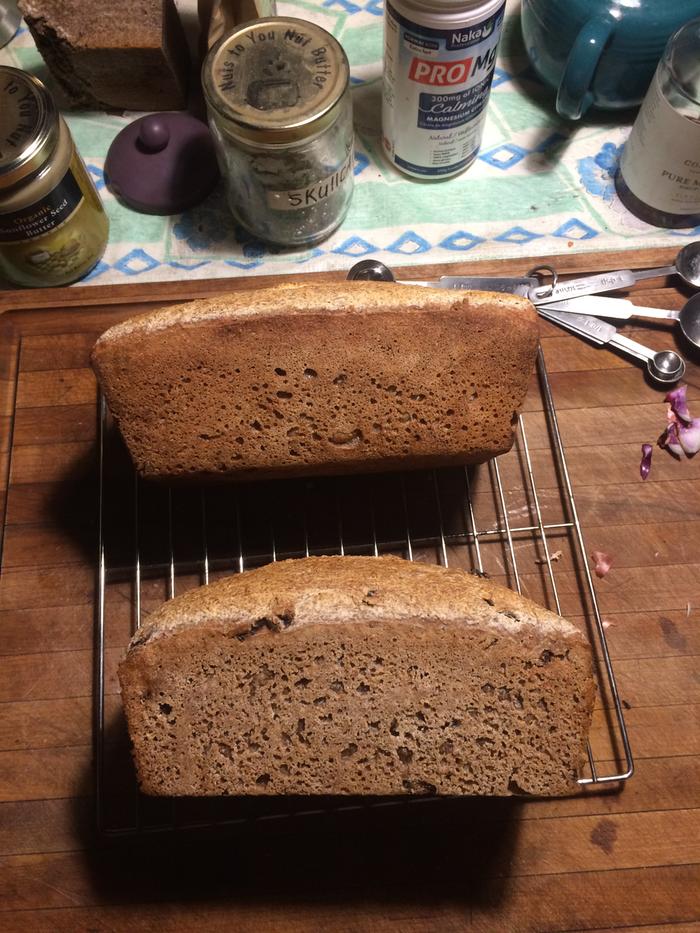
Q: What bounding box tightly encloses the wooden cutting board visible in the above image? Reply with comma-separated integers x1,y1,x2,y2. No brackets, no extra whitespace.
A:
0,245,698,933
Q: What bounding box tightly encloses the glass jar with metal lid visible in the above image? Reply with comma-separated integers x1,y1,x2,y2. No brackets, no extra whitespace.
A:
202,17,354,247
0,66,109,288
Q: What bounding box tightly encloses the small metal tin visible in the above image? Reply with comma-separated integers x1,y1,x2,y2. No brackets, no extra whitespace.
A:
203,17,355,246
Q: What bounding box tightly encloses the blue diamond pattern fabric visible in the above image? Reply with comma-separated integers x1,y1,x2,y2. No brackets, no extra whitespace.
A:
387,232,432,255
490,67,512,88
0,0,690,286
87,164,106,191
479,144,529,170
439,231,485,251
224,259,264,270
669,225,700,238
333,236,377,256
495,226,543,244
113,249,160,276
353,151,370,176
82,259,111,281
169,260,211,270
553,218,599,241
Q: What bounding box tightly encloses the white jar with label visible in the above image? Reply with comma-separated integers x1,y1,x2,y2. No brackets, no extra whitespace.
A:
382,0,506,179
202,17,354,247
615,16,700,228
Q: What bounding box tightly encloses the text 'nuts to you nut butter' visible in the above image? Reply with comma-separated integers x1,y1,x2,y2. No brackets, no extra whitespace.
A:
202,18,355,247
0,66,109,288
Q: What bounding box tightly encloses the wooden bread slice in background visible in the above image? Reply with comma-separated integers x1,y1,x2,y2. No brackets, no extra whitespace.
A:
119,556,595,797
91,282,539,482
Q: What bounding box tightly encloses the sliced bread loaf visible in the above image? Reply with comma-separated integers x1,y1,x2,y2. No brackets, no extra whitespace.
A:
91,281,539,482
119,555,595,797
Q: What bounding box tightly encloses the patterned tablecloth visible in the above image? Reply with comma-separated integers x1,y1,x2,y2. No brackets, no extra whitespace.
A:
2,0,699,286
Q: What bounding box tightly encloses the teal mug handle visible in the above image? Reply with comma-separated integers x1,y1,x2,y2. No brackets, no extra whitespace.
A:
556,17,616,120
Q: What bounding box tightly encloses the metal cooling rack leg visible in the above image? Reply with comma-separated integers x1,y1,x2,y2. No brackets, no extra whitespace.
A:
368,484,379,557
462,468,484,575
431,471,449,567
517,415,562,617
270,507,277,563
536,347,633,784
489,457,522,594
201,490,209,586
134,474,141,630
167,488,175,600
94,394,107,835
235,491,245,573
399,475,414,561
336,487,346,556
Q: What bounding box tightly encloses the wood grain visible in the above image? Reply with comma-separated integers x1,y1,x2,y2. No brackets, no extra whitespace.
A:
0,254,698,932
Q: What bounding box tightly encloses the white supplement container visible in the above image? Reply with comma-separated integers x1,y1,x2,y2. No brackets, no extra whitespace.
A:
382,0,505,179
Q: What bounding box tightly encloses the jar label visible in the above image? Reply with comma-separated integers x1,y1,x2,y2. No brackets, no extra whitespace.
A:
620,71,700,217
265,151,353,211
382,0,506,177
0,166,84,244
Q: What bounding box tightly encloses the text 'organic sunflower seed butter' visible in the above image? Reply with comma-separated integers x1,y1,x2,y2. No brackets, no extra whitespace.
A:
202,18,354,246
0,66,109,287
382,0,505,178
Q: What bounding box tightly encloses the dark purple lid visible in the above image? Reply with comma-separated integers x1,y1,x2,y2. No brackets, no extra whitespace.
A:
105,113,220,215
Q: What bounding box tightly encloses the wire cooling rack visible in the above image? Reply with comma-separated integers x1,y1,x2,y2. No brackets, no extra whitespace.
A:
94,348,633,839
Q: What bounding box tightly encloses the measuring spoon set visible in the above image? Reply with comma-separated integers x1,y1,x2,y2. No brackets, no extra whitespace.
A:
347,241,700,384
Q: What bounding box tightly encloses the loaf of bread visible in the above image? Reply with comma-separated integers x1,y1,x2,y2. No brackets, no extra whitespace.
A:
92,281,539,482
19,0,189,111
119,556,595,797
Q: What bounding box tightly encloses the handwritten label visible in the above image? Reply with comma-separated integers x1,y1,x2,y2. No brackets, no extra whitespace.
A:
265,152,353,211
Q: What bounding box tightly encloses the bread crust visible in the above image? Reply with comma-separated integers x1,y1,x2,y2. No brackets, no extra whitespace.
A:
119,556,596,797
92,282,539,482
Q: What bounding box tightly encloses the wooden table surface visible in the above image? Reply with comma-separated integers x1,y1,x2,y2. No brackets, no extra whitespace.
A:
0,247,698,933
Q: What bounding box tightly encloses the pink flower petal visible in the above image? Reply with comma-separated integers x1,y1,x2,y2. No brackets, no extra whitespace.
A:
660,422,684,458
678,417,700,456
640,443,652,480
665,385,692,422
591,550,612,578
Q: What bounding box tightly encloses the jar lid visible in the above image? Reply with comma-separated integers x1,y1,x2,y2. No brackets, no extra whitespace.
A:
0,67,59,191
202,17,349,145
105,113,220,215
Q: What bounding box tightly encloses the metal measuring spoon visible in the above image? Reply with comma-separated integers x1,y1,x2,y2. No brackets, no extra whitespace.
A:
530,241,700,304
346,260,686,381
544,292,700,350
347,259,397,282
346,259,539,295
537,305,686,383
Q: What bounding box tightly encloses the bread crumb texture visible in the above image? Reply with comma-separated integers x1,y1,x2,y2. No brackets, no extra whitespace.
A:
92,282,539,481
119,556,595,798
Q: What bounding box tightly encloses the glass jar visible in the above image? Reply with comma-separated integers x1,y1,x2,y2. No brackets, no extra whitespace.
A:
615,16,700,228
202,17,355,247
0,66,109,287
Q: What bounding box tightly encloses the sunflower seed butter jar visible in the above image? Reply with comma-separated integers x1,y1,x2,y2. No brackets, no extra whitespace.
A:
202,18,354,246
0,66,109,287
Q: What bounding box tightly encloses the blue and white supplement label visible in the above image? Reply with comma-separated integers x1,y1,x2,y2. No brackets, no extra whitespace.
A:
382,2,505,177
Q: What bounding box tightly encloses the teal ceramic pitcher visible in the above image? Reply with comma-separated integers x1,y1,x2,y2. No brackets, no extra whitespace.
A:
521,0,700,119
